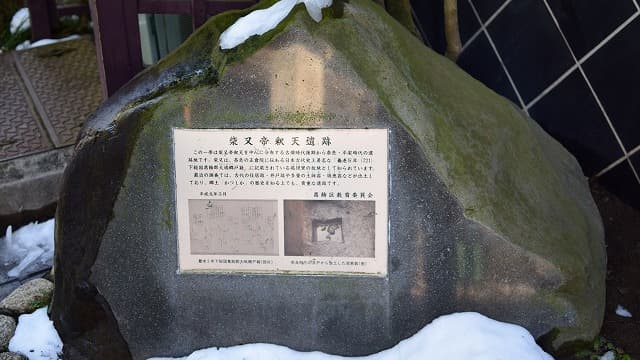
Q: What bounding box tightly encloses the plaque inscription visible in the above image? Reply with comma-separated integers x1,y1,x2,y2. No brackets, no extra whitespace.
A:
173,128,388,275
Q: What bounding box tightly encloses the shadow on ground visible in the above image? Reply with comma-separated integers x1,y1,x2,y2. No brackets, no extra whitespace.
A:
590,181,640,359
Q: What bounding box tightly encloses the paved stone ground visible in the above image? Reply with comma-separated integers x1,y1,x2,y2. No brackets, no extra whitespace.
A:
0,37,102,230
0,37,101,161
0,37,100,303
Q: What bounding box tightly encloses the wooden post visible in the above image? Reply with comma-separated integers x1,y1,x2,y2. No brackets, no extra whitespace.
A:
444,0,462,61
28,0,58,40
191,0,206,30
58,4,91,17
204,1,258,18
89,0,144,99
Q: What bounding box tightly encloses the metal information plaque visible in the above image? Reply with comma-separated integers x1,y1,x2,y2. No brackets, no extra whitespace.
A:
173,128,388,275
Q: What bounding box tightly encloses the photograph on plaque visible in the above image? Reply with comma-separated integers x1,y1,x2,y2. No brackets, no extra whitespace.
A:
284,200,375,258
188,199,278,256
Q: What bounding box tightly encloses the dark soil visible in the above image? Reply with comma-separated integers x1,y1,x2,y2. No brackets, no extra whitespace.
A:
590,180,640,359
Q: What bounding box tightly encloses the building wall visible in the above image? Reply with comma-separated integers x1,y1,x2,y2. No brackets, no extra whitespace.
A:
412,0,640,209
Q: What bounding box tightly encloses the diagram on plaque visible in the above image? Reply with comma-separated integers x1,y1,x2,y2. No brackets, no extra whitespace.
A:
189,199,278,256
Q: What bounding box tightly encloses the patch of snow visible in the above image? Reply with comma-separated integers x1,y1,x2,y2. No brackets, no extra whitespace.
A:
10,8,31,34
8,307,63,360
615,305,632,318
149,312,554,360
15,40,31,50
600,351,615,360
0,219,54,279
220,0,333,49
15,35,81,51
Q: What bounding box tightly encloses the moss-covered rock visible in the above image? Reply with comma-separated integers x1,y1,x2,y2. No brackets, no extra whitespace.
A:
0,279,53,317
51,1,605,359
0,352,28,360
0,315,16,352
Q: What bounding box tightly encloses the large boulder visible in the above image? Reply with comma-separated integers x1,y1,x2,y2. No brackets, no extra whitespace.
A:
51,0,606,359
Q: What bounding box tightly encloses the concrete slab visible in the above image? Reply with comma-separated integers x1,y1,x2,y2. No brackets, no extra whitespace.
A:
0,146,73,231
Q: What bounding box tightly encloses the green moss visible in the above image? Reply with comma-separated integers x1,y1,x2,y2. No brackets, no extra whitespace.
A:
324,1,597,253
267,110,336,125
384,0,420,37
155,0,280,72
155,0,302,79
211,1,326,76
155,0,351,84
455,243,484,281
311,0,603,347
29,296,52,311
538,331,630,360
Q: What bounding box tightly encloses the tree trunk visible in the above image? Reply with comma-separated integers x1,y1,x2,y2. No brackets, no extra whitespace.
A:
444,0,462,61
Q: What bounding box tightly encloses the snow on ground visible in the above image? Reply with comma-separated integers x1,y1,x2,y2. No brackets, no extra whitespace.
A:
220,0,332,49
8,307,63,360
0,219,55,279
10,8,30,34
4,305,554,360
15,35,81,51
149,312,554,360
615,305,633,318
6,306,553,360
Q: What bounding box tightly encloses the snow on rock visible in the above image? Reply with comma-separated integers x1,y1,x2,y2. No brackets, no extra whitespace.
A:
149,312,554,360
615,305,632,318
15,35,81,51
219,0,332,49
8,307,62,360
599,351,615,360
14,40,30,50
10,8,30,34
0,219,54,279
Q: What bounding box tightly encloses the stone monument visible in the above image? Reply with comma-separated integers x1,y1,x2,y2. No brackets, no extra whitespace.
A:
51,1,606,359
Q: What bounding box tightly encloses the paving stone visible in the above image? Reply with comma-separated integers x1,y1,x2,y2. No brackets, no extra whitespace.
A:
13,38,102,147
0,54,52,162
1,37,101,231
